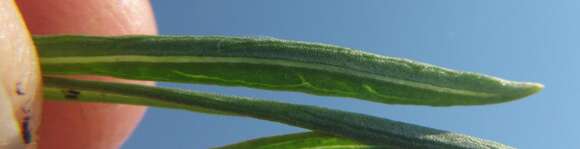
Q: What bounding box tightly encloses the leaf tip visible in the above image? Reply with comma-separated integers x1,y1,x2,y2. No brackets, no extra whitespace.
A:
525,82,544,94
508,81,544,100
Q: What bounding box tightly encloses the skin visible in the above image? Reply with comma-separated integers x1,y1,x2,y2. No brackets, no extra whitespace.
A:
15,0,157,148
0,0,42,148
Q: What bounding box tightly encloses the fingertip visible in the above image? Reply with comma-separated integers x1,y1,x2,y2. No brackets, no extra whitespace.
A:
15,0,158,148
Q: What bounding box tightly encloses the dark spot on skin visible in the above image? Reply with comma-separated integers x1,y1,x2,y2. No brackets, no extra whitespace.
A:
63,89,81,100
21,116,32,144
20,108,32,144
16,82,25,96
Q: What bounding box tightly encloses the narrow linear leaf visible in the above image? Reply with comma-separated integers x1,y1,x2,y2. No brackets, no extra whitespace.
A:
217,132,380,149
43,76,514,149
35,35,542,106
43,87,234,116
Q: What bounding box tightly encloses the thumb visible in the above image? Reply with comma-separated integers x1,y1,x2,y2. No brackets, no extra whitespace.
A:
15,0,157,148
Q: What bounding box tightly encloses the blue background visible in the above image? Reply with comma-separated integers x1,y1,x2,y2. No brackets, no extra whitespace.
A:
124,1,578,148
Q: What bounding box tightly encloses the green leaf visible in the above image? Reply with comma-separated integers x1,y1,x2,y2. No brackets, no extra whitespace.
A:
217,132,379,149
43,76,514,149
43,87,234,116
34,35,542,106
